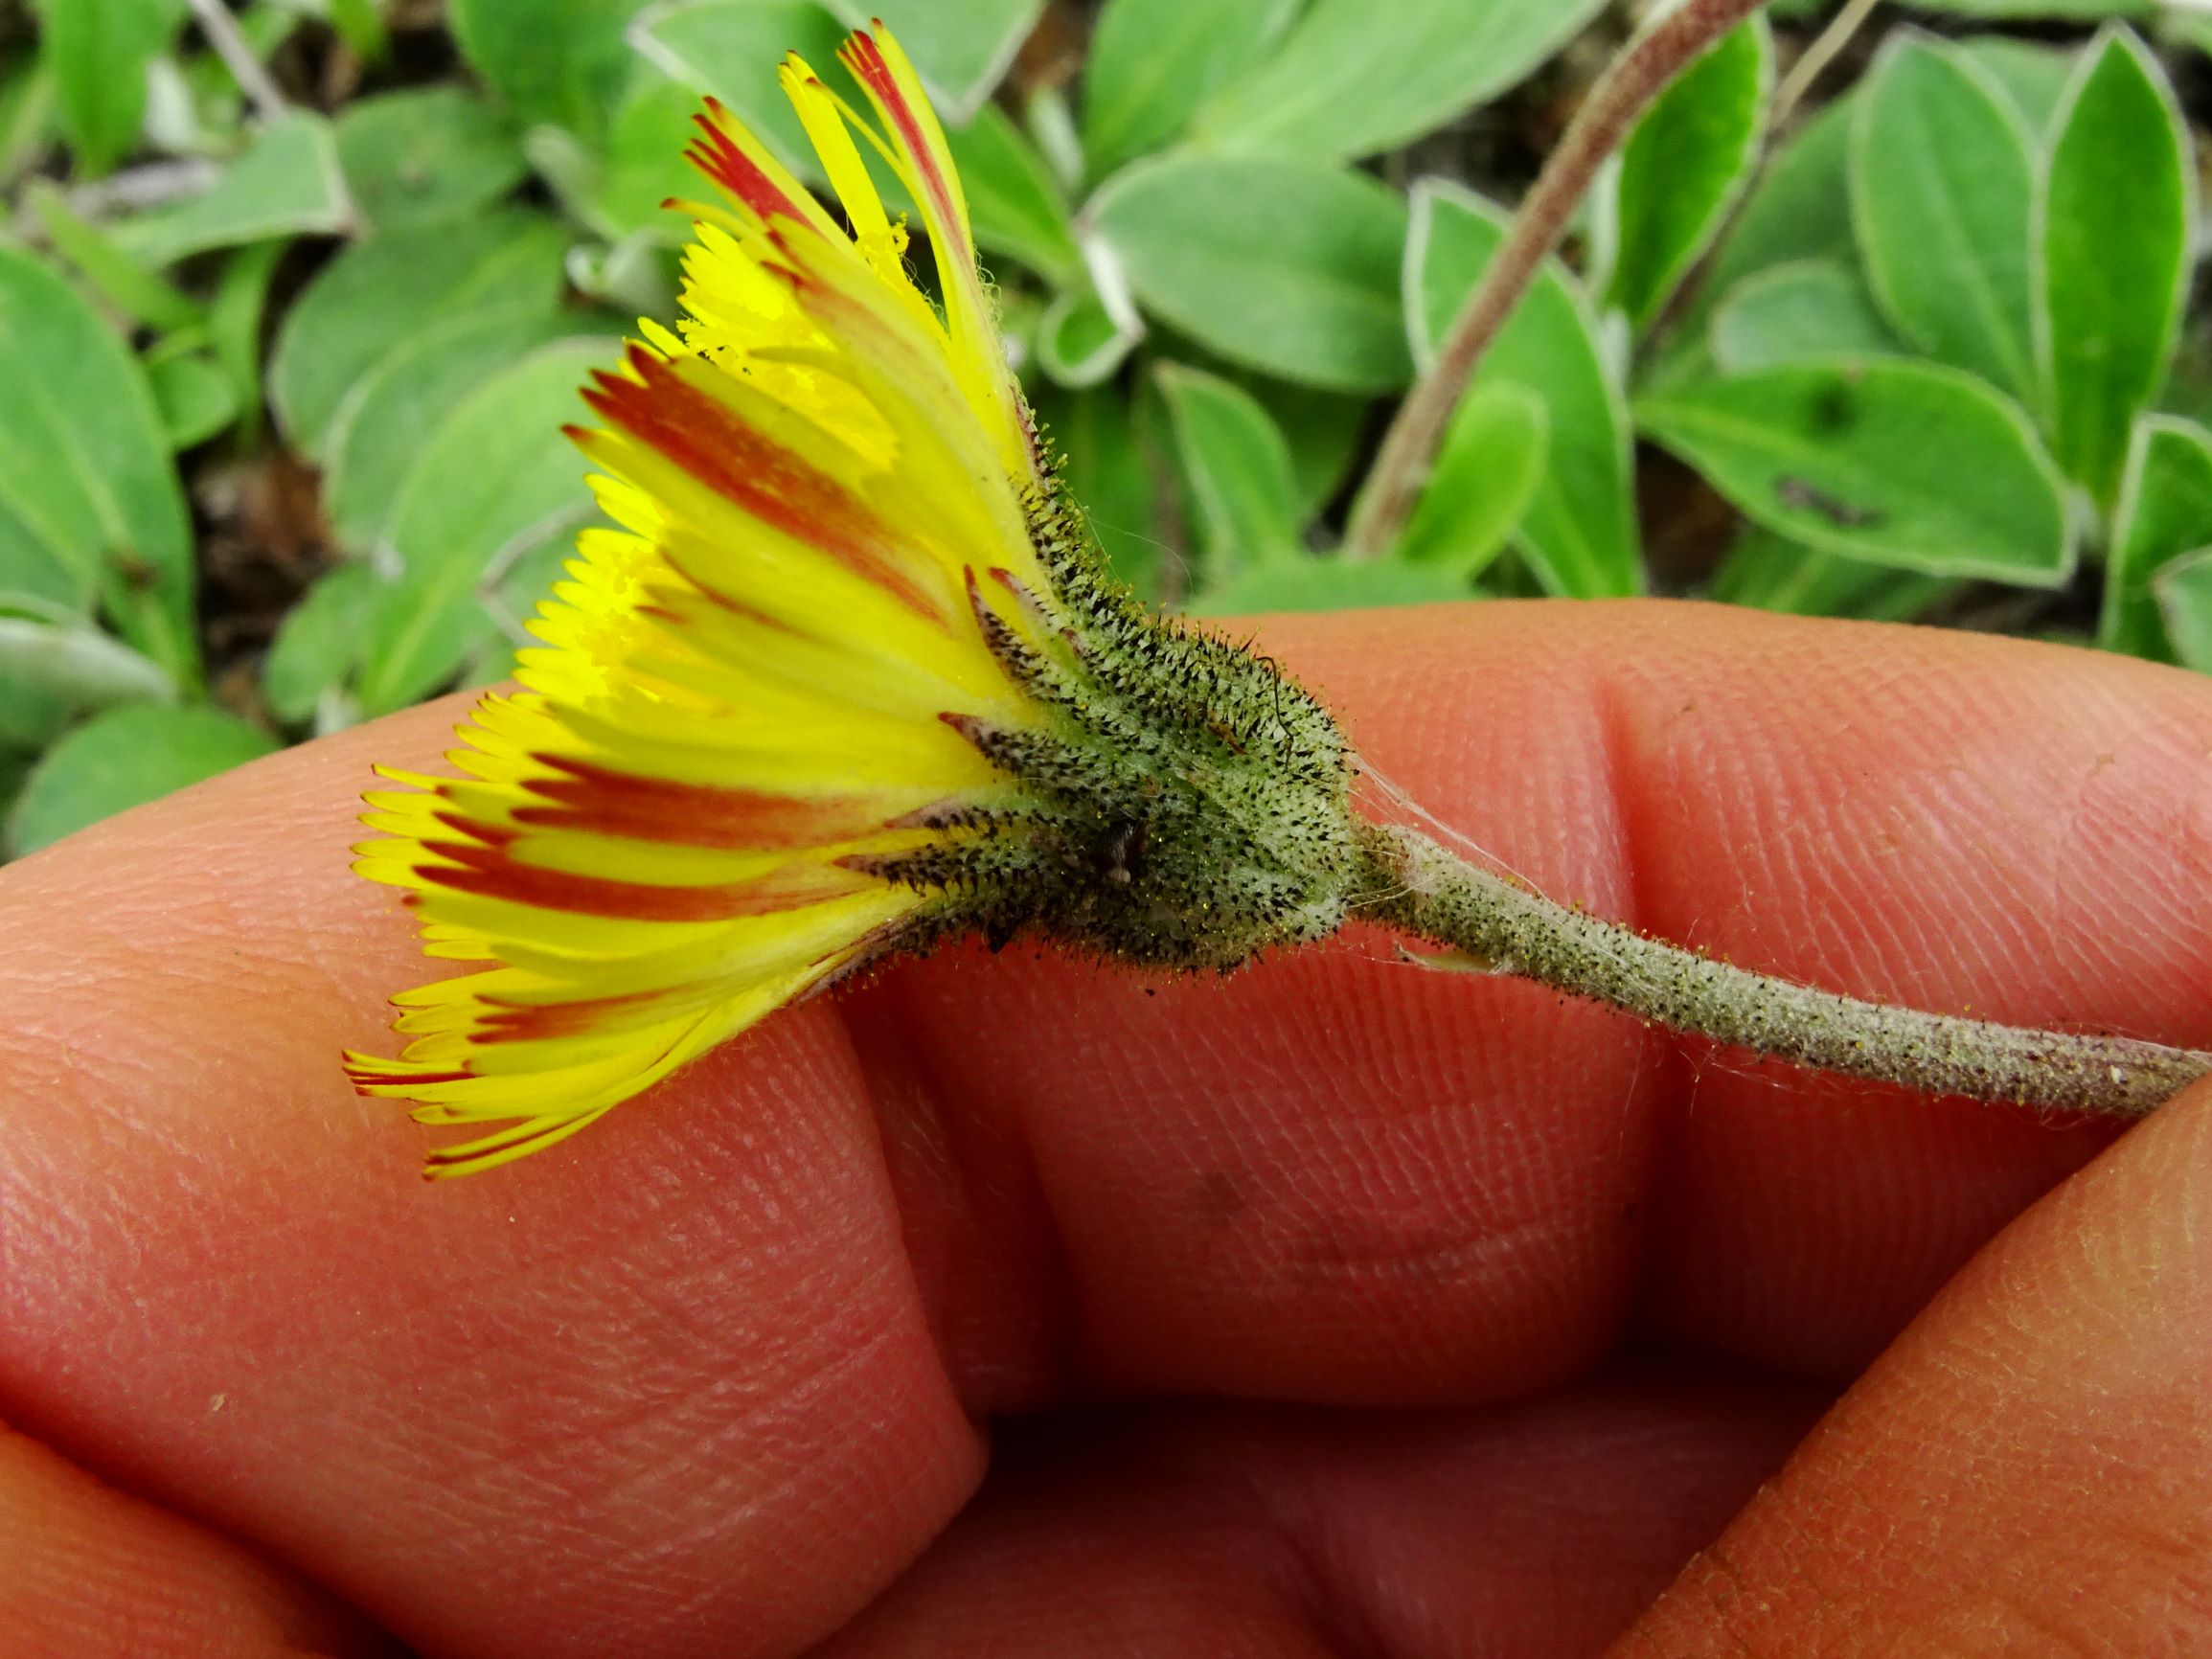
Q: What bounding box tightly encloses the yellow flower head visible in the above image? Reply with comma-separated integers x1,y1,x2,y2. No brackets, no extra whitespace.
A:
347,27,1360,1177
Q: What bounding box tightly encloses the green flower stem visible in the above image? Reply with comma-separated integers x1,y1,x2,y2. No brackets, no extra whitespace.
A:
1771,0,1881,124
1351,822,2211,1117
1344,0,1770,561
184,0,289,121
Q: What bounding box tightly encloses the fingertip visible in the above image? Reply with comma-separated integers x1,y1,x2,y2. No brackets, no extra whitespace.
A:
1623,1076,2212,1653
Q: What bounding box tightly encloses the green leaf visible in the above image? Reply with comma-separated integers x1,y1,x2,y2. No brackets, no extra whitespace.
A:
2039,26,2193,506
0,57,57,188
0,507,75,623
1698,92,1858,310
0,745,31,830
0,599,174,745
1710,260,1902,374
0,658,66,753
1710,522,1959,620
109,113,353,266
823,0,1041,122
1248,376,1370,520
1902,0,2146,15
0,596,171,688
1093,152,1410,392
329,0,390,60
1396,383,1547,579
629,0,858,184
1851,35,2038,401
236,2,305,59
578,71,711,240
1193,557,1473,616
1081,0,1292,180
946,102,1078,284
1951,35,2078,134
146,350,239,448
336,86,528,233
1194,0,1608,161
269,209,573,457
263,561,375,723
208,238,284,440
0,247,197,682
447,0,651,142
1637,358,2075,582
2101,414,2212,659
323,310,582,554
24,179,205,333
29,0,183,174
1158,362,1303,577
1603,17,1771,334
6,702,274,854
1026,378,1166,597
2154,546,2212,672
355,338,618,716
1407,182,1641,599
1035,288,1141,388
483,516,583,643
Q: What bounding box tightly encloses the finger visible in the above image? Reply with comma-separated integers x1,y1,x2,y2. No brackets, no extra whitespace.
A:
0,723,984,1659
1615,1074,2212,1655
857,602,2206,1401
815,1363,1824,1658
4,604,2207,1659
0,1419,397,1658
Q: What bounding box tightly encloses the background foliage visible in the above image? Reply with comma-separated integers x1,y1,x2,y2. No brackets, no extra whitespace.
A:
2,0,2210,853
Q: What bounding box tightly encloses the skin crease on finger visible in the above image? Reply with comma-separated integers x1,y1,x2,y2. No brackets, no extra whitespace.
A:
1616,1072,2212,1657
0,1419,397,1659
811,1366,1829,1659
0,601,2208,1659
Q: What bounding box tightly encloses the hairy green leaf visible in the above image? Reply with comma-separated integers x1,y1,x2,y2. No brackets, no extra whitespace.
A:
30,0,182,174
7,703,274,855
2102,414,2212,660
1709,261,1902,374
0,247,197,682
1082,0,1292,180
1195,0,1608,161
356,339,619,716
2040,26,2192,505
269,210,572,456
1638,358,2073,582
1852,35,2038,399
1604,18,1770,333
1094,153,1410,392
1408,182,1640,598
337,86,528,233
1158,362,1304,577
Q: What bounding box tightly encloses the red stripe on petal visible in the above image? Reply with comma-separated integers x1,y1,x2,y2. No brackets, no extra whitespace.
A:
413,836,868,922
840,34,967,259
423,1115,588,1171
476,989,675,1044
513,757,885,851
687,106,809,222
583,346,943,621
345,1060,476,1087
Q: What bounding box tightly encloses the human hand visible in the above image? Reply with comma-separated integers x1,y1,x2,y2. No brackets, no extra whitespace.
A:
4,602,2209,1658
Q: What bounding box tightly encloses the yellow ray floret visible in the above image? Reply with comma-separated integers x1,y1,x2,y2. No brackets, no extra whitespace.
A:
345,26,1047,1177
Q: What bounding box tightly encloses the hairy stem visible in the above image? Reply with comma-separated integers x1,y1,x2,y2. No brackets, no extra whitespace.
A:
1351,822,2210,1117
1344,0,1770,561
